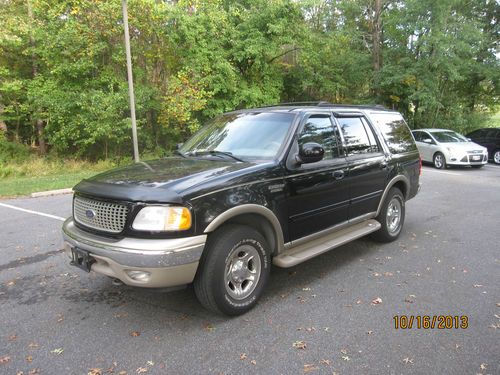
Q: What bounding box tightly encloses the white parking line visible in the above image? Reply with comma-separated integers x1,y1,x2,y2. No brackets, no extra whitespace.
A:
422,168,462,176
0,202,65,221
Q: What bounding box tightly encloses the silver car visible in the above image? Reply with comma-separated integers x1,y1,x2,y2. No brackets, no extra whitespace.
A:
412,129,488,169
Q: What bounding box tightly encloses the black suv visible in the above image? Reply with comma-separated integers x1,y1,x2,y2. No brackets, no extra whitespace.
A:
466,127,500,164
62,103,420,315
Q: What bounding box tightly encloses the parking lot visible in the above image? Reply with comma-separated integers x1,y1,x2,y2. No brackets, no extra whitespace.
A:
1,164,499,375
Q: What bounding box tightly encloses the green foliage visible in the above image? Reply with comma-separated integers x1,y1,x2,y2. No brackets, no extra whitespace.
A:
0,133,31,163
0,0,498,162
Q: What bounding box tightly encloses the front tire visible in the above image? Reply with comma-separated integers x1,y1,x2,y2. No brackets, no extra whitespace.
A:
372,187,405,243
433,152,446,169
493,150,500,165
194,225,271,316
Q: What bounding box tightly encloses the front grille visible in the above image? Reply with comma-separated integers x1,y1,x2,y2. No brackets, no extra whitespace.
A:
73,196,129,233
467,150,483,154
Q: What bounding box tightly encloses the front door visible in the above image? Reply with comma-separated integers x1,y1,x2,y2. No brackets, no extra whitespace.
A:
285,114,349,241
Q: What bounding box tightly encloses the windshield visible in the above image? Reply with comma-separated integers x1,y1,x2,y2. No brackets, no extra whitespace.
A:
431,131,468,143
180,112,295,160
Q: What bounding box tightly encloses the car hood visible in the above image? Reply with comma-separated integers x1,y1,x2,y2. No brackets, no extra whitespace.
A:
73,157,260,203
442,142,486,152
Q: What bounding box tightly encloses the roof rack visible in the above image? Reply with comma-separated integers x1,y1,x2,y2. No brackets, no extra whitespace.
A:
258,102,388,110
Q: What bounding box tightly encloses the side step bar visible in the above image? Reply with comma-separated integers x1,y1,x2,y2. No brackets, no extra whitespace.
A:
273,219,381,268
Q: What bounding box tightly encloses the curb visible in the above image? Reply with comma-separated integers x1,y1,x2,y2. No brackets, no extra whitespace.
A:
31,188,73,198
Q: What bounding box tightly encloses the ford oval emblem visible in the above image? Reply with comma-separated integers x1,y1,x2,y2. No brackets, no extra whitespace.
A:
85,209,96,219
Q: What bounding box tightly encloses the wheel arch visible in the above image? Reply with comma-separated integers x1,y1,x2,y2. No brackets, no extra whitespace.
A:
376,176,410,216
203,204,285,256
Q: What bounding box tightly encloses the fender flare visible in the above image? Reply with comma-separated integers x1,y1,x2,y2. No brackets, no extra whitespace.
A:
376,175,410,216
204,204,285,254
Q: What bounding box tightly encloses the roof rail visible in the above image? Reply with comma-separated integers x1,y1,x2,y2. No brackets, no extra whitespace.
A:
259,101,331,108
258,102,388,110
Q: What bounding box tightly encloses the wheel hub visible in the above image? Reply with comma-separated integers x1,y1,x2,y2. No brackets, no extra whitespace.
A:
224,245,262,300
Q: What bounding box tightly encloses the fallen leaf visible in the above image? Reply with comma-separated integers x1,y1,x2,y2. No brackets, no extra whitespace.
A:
28,343,39,349
480,363,487,370
341,355,350,361
403,357,414,364
303,364,318,372
473,284,483,288
146,361,154,366
320,359,331,365
26,355,33,362
28,369,40,375
366,330,373,335
371,297,383,305
57,314,64,323
8,334,17,341
118,372,127,375
0,356,11,364
16,371,24,375
136,367,148,374
324,327,330,332
239,353,247,360
302,287,311,291
130,331,140,337
250,360,257,365
384,272,394,276
293,341,307,349
88,369,102,375
6,280,15,286
340,349,347,355
51,348,64,355
203,323,216,332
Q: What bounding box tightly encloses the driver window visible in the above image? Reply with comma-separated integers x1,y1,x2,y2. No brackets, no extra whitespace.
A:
298,116,341,160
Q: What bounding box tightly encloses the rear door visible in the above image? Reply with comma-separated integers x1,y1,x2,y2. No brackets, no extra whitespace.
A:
335,114,389,218
285,113,349,241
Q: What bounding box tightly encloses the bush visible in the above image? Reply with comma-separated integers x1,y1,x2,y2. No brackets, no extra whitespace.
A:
0,134,31,164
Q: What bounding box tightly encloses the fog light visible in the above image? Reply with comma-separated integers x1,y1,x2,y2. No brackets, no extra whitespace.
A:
126,270,151,282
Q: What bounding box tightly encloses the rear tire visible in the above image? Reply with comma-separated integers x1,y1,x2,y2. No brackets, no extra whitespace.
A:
433,152,446,169
194,225,271,316
372,187,405,243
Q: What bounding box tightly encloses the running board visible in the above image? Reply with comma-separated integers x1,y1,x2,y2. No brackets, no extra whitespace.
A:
273,219,381,268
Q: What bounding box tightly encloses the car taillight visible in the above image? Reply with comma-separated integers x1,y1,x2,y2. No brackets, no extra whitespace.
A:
419,156,422,175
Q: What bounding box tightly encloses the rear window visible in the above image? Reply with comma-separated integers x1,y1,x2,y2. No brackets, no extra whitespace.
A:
370,113,417,154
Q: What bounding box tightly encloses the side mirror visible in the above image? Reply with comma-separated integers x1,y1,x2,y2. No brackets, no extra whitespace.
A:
467,137,472,141
423,138,433,144
297,142,324,164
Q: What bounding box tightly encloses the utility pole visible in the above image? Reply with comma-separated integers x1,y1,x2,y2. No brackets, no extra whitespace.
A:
122,0,140,162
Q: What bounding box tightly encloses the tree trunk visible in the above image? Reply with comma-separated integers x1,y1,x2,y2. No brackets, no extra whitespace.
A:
0,97,7,133
372,0,383,99
27,0,46,155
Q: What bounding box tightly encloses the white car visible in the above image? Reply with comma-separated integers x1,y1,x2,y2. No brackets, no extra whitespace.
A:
412,129,488,169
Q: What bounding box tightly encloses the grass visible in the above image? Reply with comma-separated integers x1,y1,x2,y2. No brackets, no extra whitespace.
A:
0,158,121,197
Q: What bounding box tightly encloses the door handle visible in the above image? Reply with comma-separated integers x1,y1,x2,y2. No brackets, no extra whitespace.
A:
380,161,388,169
333,170,344,180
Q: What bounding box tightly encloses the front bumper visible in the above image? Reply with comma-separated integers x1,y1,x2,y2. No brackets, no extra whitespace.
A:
62,218,206,288
447,153,488,166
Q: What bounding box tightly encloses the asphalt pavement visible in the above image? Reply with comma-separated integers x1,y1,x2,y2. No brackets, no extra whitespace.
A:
0,164,499,375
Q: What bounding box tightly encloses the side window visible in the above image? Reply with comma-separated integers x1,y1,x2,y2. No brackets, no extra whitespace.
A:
338,117,379,156
370,113,417,154
298,115,341,159
412,131,422,142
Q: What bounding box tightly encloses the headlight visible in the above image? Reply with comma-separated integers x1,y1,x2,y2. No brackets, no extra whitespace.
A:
132,206,192,231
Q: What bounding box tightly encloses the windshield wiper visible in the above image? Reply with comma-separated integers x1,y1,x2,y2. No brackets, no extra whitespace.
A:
188,150,244,162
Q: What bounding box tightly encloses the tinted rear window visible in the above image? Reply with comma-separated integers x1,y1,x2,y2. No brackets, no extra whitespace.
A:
370,113,417,154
